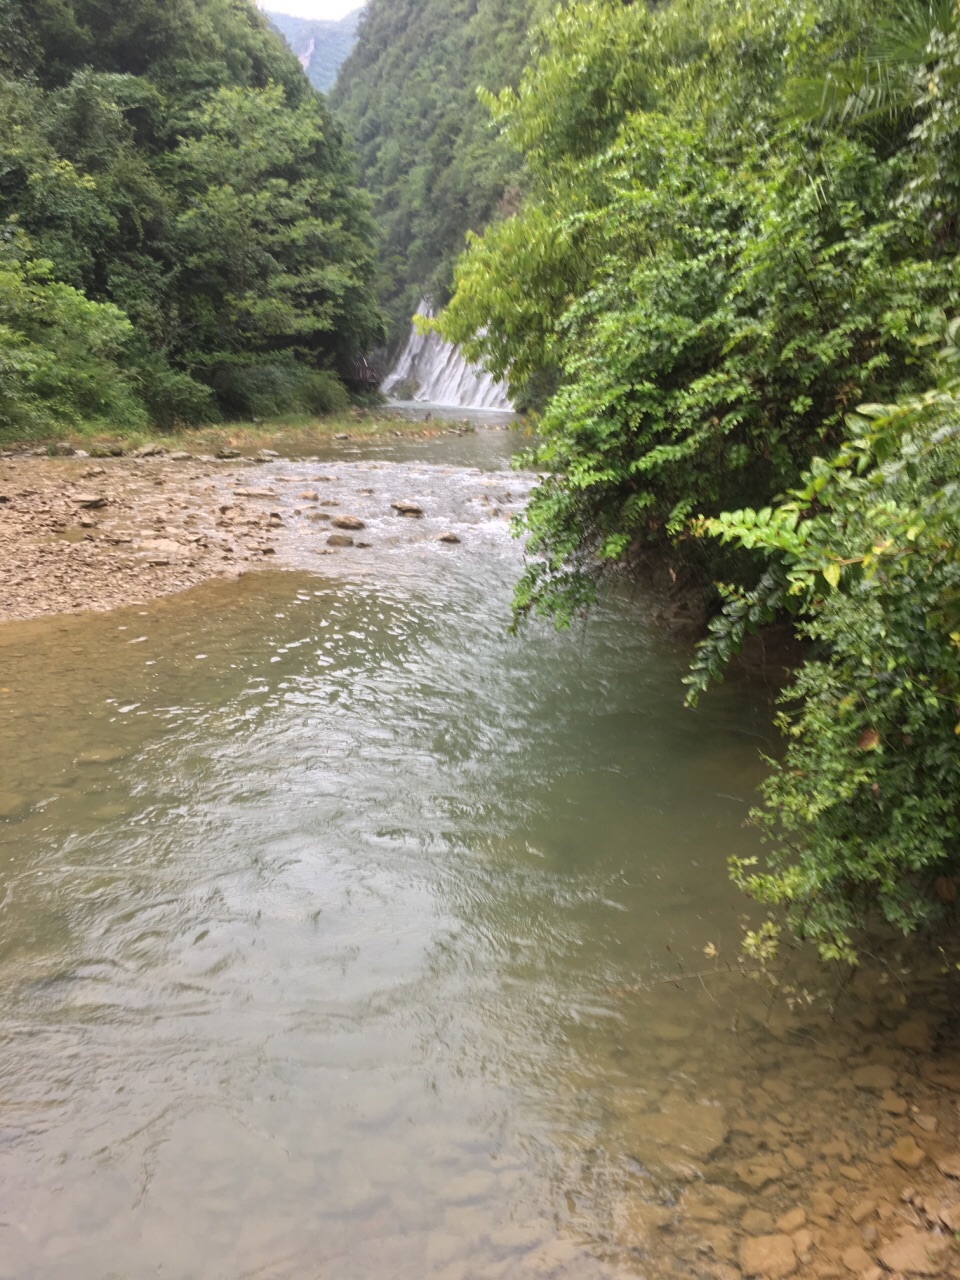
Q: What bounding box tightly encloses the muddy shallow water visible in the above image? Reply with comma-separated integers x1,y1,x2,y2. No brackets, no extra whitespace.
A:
1,435,959,1280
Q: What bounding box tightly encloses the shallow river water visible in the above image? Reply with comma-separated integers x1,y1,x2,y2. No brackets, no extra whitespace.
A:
0,433,955,1280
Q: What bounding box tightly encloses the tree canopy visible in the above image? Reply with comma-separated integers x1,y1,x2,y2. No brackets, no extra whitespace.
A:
0,0,381,435
437,0,960,959
331,0,542,343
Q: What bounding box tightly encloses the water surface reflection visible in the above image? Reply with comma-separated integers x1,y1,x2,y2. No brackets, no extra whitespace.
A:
0,441,800,1279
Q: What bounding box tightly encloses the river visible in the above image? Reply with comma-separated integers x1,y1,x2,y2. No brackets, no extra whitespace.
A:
0,431,953,1279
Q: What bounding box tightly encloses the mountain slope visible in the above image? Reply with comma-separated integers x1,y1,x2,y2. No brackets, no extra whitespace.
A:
331,0,542,344
0,0,381,432
268,9,362,94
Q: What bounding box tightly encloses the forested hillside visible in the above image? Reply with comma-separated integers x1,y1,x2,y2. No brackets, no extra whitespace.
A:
0,0,381,436
438,0,960,960
268,9,361,94
331,0,541,343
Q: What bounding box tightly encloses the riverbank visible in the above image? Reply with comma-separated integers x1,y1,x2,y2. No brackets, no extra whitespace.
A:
0,416,486,623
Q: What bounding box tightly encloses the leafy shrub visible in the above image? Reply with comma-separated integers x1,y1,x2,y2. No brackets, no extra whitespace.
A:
687,333,960,961
209,358,349,420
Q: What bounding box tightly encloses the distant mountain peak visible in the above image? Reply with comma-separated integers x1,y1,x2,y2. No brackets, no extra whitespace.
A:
266,9,362,94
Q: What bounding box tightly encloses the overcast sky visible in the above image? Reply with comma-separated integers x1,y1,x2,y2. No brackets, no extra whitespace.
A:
259,0,363,20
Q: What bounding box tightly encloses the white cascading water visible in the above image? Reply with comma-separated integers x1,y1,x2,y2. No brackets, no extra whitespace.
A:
382,302,512,411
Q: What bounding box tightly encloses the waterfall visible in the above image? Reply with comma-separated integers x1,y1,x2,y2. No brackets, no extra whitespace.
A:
382,303,512,411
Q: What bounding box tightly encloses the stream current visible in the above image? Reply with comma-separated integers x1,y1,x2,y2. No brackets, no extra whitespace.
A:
0,432,946,1279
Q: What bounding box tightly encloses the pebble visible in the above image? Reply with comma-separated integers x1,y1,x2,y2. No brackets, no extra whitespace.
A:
75,749,125,765
742,1209,776,1235
895,1017,935,1053
776,1208,806,1233
879,1090,908,1115
738,1233,796,1278
840,1244,873,1273
850,1197,876,1224
810,1191,838,1219
891,1136,926,1169
877,1228,948,1274
852,1065,896,1092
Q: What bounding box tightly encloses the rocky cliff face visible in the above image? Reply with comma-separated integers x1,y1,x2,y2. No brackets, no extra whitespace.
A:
267,9,362,93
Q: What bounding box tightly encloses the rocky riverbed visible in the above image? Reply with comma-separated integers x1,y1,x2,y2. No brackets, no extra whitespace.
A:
0,444,486,623
598,968,960,1280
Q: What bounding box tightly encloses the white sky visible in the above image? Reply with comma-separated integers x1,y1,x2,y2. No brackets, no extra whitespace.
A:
259,0,363,20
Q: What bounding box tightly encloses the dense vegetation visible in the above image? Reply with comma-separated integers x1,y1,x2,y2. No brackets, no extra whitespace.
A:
331,0,542,343
437,0,960,960
0,0,381,437
268,9,361,94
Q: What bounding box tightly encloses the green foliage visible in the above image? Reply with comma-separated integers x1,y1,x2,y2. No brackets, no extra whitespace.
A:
331,0,542,342
439,0,960,630
0,229,146,436
0,0,381,436
435,0,960,953
687,335,960,961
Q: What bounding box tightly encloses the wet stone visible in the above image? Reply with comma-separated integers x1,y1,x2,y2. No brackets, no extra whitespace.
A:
895,1017,935,1053
879,1090,908,1115
776,1208,806,1234
332,516,366,530
852,1065,896,1092
850,1197,877,1224
840,1244,874,1273
810,1191,838,1220
75,749,125,765
0,792,28,820
891,1136,926,1169
739,1233,796,1279
635,1096,728,1160
733,1158,784,1191
326,534,355,548
877,1228,948,1275
742,1209,776,1235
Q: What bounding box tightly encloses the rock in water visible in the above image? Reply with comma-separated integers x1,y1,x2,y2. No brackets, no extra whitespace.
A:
332,515,365,530
391,500,423,517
